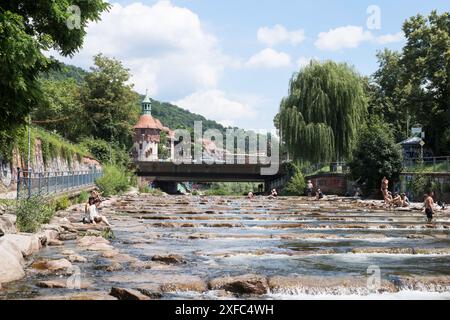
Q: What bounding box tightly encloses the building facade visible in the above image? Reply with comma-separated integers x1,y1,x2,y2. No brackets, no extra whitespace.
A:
132,92,175,162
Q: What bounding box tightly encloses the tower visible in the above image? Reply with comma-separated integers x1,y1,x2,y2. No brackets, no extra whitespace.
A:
132,91,175,162
142,90,152,115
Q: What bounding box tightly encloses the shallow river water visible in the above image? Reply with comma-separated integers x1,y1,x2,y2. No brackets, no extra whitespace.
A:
1,195,450,299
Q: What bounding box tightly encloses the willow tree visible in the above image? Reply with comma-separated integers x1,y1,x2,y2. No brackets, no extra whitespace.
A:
278,61,367,163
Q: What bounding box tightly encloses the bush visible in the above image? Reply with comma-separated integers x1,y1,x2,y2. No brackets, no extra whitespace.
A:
53,195,71,211
283,164,306,196
95,164,130,196
349,117,403,195
77,191,90,204
14,195,55,233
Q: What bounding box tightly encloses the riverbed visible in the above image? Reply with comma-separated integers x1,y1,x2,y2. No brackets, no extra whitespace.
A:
1,194,450,300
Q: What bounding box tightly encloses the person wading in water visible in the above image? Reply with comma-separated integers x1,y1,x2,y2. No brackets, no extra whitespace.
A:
424,191,435,223
381,177,389,203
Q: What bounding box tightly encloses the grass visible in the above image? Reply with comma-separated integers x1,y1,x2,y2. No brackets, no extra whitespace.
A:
405,162,450,173
139,185,164,196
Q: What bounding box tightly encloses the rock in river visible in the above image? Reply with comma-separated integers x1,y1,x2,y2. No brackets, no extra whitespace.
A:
110,287,150,300
151,254,184,264
208,274,269,295
31,258,73,273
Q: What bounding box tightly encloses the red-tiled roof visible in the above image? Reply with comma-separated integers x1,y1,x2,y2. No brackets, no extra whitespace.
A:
134,115,164,130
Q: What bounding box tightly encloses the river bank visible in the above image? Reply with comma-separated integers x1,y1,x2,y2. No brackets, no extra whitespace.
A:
1,193,449,299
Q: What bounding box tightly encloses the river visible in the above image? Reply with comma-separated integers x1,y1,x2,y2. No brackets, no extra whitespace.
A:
1,194,449,299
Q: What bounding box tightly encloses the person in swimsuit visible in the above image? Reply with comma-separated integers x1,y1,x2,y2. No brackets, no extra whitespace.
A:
424,191,435,223
381,177,390,203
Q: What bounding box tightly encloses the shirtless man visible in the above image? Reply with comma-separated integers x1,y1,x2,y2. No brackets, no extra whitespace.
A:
381,177,389,202
424,191,435,223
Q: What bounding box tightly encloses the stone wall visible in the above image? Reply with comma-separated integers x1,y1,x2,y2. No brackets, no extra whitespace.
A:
306,173,351,196
0,138,101,194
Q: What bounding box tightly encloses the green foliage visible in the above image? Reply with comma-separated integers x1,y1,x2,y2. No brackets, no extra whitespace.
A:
370,11,450,155
40,60,88,84
158,131,170,160
13,195,55,233
406,170,433,201
32,78,85,141
443,183,450,193
151,99,227,132
278,61,367,163
203,182,258,196
79,137,130,167
52,195,71,211
0,1,110,131
139,185,164,196
102,229,115,240
349,117,404,194
80,54,141,148
77,191,90,204
283,164,306,196
95,165,131,196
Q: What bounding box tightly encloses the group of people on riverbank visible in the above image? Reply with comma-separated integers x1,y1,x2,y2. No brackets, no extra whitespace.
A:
381,177,411,208
306,180,325,200
381,176,445,223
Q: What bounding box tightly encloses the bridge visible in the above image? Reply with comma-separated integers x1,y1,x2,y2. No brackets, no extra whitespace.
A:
134,161,285,190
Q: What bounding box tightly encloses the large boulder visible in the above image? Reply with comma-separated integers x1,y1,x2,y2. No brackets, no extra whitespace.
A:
0,214,17,236
31,258,73,273
0,238,25,285
1,233,41,257
77,236,110,247
208,274,269,295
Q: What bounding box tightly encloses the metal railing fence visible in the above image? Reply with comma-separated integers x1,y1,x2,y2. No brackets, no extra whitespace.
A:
16,168,102,199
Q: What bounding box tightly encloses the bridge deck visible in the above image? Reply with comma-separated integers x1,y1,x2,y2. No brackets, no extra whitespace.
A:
135,161,283,182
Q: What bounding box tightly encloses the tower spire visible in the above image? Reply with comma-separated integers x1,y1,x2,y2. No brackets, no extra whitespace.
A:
142,89,152,115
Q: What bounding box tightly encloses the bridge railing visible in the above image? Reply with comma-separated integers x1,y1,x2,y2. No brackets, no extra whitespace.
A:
16,169,102,199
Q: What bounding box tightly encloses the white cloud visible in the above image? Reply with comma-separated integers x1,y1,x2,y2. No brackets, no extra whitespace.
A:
173,90,257,127
245,48,291,69
257,24,305,47
315,25,373,51
297,56,319,68
376,31,404,44
47,1,232,96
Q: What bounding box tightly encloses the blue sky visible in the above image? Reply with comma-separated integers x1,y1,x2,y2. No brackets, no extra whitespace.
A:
56,0,449,130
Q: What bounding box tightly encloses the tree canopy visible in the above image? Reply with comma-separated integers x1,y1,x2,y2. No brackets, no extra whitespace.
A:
0,0,110,130
370,11,450,155
348,117,404,195
80,54,141,148
278,61,367,163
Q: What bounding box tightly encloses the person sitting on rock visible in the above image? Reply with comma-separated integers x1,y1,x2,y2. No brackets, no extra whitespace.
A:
271,189,278,197
315,189,324,200
247,191,254,199
84,195,111,227
392,192,403,207
400,193,410,207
